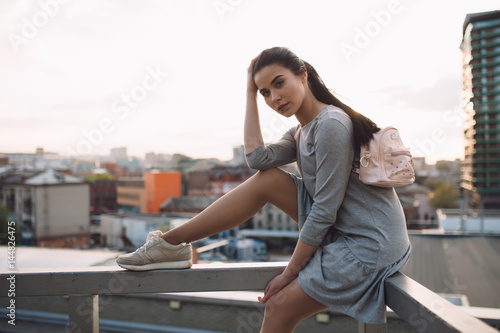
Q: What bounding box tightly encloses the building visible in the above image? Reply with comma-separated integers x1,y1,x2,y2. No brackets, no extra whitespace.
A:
252,202,298,232
226,238,267,261
461,10,500,209
145,171,182,213
116,178,146,213
96,213,174,250
0,150,69,170
0,152,44,167
186,166,256,196
185,170,212,196
1,169,90,247
89,179,117,215
110,147,127,162
208,165,256,196
144,152,173,170
396,183,438,229
437,208,500,233
160,195,218,214
115,172,182,214
228,145,246,166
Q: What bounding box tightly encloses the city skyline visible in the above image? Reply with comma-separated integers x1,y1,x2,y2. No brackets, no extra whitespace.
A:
1,1,499,164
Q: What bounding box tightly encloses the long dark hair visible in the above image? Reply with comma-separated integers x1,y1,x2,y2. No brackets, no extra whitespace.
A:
253,47,380,152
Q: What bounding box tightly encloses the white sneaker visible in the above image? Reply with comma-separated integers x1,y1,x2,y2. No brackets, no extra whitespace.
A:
116,230,192,271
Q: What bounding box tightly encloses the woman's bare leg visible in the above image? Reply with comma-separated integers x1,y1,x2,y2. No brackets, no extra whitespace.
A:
162,168,298,245
260,279,328,333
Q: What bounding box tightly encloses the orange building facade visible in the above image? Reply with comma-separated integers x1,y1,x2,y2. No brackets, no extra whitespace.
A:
145,171,182,213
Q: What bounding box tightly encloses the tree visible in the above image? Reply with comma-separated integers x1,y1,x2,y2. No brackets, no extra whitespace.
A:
429,184,460,209
85,173,114,184
423,178,444,191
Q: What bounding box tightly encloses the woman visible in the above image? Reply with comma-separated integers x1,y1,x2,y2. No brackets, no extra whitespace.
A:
117,46,411,332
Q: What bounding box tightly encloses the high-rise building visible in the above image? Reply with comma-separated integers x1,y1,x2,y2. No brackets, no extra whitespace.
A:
460,10,500,209
110,147,128,161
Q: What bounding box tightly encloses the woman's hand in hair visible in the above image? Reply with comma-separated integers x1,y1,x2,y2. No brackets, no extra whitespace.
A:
244,53,264,154
247,54,260,95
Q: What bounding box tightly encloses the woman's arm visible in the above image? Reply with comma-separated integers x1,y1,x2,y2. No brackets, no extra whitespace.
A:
244,55,264,154
243,55,298,169
258,240,317,304
299,116,354,246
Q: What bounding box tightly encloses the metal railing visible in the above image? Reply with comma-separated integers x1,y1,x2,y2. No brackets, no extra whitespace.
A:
0,262,498,333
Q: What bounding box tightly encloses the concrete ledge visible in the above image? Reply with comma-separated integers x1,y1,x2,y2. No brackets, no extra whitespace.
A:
0,262,287,297
385,272,498,332
0,263,498,332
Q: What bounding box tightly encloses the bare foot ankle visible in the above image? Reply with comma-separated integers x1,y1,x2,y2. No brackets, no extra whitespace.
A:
161,233,181,246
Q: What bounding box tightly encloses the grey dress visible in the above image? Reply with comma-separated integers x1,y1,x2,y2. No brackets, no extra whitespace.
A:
246,105,411,324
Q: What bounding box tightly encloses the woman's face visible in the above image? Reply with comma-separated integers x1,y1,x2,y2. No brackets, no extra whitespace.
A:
253,64,307,118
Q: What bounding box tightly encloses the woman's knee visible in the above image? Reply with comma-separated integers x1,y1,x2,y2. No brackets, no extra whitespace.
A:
261,280,327,331
254,168,284,180
250,168,298,220
253,168,293,190
263,293,289,318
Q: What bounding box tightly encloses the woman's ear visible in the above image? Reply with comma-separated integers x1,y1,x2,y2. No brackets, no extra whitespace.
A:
299,66,308,83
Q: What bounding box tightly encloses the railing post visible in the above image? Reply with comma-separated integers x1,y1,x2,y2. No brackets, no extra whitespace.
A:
68,294,99,333
358,321,387,333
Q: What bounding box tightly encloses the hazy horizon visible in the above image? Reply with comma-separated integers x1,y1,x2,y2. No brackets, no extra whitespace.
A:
2,0,499,164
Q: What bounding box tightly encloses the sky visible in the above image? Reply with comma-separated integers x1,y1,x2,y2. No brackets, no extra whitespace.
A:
1,0,499,164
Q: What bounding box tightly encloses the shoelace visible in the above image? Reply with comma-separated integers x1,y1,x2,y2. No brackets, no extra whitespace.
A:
139,230,163,254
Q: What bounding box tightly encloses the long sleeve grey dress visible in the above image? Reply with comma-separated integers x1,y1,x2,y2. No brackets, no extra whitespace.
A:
246,105,411,324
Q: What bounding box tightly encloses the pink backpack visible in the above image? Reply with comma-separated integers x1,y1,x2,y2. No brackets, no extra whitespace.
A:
356,126,415,187
297,110,415,188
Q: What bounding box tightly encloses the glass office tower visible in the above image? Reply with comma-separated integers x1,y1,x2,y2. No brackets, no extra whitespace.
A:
461,10,500,209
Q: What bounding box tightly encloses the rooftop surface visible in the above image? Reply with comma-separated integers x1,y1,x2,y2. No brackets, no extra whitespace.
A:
24,169,83,185
0,246,121,269
402,234,500,308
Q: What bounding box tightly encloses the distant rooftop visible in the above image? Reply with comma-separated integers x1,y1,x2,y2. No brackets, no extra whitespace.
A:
24,169,83,185
0,166,12,175
239,229,299,239
160,195,219,212
402,234,500,308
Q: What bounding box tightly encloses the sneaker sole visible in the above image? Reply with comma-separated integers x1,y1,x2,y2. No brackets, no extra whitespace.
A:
117,259,192,271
